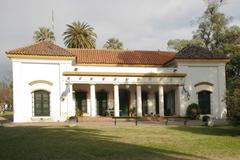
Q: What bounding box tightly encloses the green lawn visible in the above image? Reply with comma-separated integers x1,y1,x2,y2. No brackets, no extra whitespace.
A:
0,123,239,160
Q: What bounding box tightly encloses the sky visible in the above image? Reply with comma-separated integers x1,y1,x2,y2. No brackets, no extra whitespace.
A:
0,0,240,81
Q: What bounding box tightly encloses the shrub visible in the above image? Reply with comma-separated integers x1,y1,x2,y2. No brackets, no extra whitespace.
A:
76,107,82,116
226,89,240,125
186,103,200,119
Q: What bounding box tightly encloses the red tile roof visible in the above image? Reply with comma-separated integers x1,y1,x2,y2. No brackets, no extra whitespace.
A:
6,41,176,65
6,41,74,57
67,49,176,65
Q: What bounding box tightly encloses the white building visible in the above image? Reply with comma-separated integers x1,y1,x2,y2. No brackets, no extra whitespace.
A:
6,41,228,122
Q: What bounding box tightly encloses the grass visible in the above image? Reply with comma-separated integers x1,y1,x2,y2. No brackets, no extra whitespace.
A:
0,122,239,160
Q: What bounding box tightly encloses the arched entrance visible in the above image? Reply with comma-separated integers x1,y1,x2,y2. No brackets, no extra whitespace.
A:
198,91,211,114
96,90,108,116
119,89,130,116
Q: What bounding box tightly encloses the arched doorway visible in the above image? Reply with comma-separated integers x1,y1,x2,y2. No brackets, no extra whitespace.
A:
96,90,108,116
198,91,211,114
34,90,50,116
119,89,130,116
75,91,87,115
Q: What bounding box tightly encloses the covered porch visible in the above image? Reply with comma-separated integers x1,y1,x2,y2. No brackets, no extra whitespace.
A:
72,84,181,117
63,71,186,118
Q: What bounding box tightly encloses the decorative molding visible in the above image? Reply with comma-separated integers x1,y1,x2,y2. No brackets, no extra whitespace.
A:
63,71,187,77
29,80,53,86
74,63,163,67
31,89,51,93
194,82,214,87
194,82,214,93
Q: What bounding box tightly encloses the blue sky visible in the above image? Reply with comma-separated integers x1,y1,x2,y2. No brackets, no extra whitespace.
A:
0,0,240,81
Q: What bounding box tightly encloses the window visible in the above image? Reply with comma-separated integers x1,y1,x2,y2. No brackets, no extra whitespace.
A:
34,90,50,116
198,91,211,114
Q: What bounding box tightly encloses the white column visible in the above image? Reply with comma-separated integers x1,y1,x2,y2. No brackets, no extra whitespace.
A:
159,85,164,116
136,85,142,117
90,84,96,117
114,85,120,117
148,92,155,114
177,85,186,117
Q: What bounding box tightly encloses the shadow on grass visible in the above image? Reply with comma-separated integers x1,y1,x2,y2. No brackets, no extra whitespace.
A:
0,126,209,160
169,125,240,137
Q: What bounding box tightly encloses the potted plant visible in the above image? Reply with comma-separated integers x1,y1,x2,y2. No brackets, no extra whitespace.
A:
129,107,136,117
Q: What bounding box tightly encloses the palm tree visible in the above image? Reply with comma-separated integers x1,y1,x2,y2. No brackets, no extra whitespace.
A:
63,21,97,48
103,38,123,49
33,27,55,42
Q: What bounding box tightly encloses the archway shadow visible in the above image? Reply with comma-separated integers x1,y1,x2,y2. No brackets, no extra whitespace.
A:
0,126,209,160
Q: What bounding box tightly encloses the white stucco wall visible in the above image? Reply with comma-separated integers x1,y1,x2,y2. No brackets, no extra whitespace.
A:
176,60,227,119
12,58,73,122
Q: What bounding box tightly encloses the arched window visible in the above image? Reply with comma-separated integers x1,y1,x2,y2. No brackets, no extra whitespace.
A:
34,90,50,116
198,91,211,114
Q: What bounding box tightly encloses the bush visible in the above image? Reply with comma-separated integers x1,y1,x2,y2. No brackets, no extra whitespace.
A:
76,107,82,116
226,89,240,125
186,103,200,120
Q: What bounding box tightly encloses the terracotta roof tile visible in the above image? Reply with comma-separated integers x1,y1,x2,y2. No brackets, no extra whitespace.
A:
6,41,74,57
67,49,176,65
6,41,176,65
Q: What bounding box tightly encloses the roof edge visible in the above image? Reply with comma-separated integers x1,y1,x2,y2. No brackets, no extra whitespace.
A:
7,54,76,60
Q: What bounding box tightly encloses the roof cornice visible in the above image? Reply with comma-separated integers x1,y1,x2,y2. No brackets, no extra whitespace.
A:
7,54,75,60
63,71,187,77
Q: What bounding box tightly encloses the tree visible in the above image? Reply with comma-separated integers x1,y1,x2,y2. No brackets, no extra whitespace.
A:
168,0,230,51
0,81,13,105
220,25,240,44
33,27,55,42
167,0,240,123
63,21,97,48
167,39,205,51
193,0,230,50
226,88,240,125
103,38,124,49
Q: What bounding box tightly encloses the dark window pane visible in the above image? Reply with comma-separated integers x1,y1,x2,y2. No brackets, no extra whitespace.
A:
198,91,211,114
34,90,50,116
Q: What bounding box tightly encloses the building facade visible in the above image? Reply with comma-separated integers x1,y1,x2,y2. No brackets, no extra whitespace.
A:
6,41,228,122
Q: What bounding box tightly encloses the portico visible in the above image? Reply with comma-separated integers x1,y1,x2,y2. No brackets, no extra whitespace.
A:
66,72,185,117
